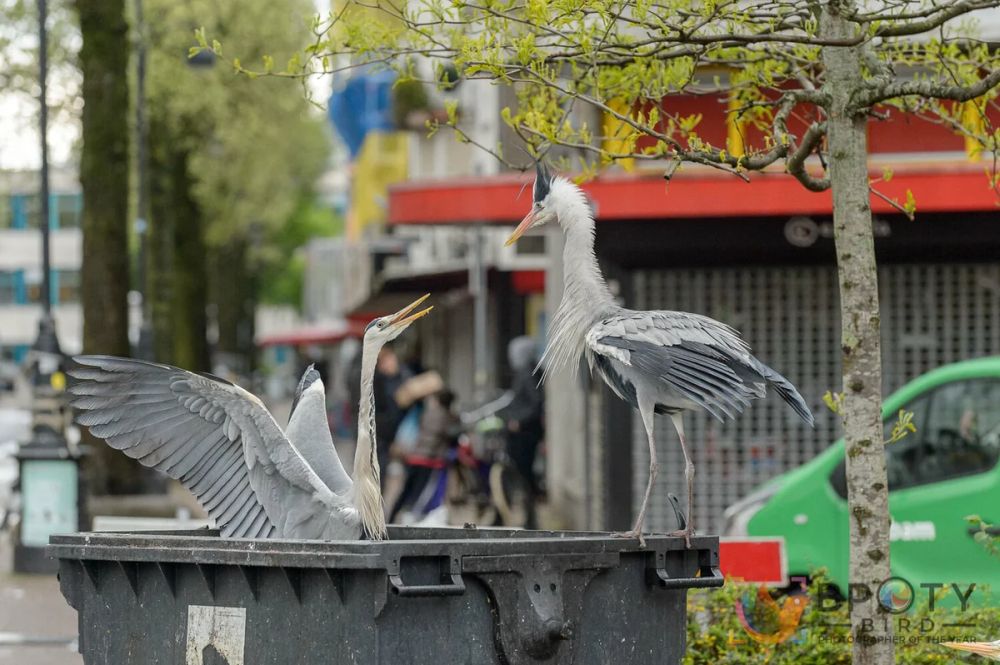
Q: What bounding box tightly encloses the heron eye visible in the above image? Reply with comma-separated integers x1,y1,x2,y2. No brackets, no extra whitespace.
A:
378,321,385,328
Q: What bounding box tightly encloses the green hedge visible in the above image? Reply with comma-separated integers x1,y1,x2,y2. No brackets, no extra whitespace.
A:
685,576,1000,664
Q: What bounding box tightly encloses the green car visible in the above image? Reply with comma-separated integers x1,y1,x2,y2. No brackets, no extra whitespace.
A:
723,357,1000,602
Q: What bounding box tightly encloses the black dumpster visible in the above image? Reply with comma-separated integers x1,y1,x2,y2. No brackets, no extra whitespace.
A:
50,526,722,664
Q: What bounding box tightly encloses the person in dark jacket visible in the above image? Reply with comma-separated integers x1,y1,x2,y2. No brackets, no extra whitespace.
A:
372,345,412,490
499,336,545,529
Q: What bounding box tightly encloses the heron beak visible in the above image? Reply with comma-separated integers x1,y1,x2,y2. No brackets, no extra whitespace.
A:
388,294,433,327
941,642,999,658
504,210,536,247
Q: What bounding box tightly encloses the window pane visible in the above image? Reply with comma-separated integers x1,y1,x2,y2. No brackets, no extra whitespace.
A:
23,268,42,304
916,380,1000,484
0,271,16,304
828,392,931,499
0,197,11,229
883,393,932,489
57,269,80,303
57,194,81,229
23,194,41,229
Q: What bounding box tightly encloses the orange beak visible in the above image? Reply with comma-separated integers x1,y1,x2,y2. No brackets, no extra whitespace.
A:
941,642,1000,659
388,294,433,327
504,209,536,247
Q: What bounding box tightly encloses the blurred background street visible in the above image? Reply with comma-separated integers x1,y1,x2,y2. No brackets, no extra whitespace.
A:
1,0,1000,660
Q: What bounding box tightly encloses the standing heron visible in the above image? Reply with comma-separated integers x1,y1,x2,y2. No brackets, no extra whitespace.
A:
505,165,813,544
69,295,432,540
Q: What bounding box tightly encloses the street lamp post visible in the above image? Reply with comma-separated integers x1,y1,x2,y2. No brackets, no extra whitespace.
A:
14,0,86,574
133,0,152,360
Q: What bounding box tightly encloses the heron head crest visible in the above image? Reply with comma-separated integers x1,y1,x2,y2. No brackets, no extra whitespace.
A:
533,162,553,203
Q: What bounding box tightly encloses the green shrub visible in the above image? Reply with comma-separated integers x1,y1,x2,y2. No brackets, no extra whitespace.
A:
685,575,1000,664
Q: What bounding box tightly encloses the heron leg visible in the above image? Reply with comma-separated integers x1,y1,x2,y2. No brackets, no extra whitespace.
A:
666,412,695,548
625,403,659,546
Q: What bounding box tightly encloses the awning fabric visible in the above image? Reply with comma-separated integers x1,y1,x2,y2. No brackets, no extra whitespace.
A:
256,320,366,347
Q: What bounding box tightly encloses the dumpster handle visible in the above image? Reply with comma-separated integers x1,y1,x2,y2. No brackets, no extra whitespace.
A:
388,573,466,597
653,565,724,590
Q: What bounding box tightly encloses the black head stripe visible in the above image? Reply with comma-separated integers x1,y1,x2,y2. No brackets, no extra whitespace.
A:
533,162,552,202
365,318,381,333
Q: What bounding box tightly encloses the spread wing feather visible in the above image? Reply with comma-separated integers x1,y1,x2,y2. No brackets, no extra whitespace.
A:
69,356,353,539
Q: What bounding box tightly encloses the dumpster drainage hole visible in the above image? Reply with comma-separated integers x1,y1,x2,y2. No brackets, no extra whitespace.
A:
533,584,541,593
550,583,557,591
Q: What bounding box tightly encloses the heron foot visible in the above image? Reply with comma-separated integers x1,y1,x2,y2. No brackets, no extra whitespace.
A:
667,527,694,549
611,529,646,547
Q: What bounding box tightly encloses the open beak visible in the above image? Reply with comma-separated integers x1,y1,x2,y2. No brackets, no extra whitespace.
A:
504,209,536,247
388,294,433,327
941,642,999,659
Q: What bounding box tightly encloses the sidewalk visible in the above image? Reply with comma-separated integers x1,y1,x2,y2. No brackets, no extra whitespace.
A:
0,573,80,665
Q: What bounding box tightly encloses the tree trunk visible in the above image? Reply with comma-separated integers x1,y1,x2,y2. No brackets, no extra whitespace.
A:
822,4,893,664
210,238,256,377
147,114,175,366
147,119,210,373
168,147,210,373
76,0,141,494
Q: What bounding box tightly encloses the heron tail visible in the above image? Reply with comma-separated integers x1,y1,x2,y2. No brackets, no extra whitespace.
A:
758,363,815,427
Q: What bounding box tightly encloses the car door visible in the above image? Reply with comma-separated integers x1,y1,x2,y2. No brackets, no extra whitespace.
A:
888,378,1000,602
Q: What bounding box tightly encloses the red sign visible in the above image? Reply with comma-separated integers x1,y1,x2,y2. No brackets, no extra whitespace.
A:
720,537,787,586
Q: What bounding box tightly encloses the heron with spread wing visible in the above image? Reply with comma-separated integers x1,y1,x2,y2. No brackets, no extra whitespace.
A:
69,295,432,541
505,165,814,544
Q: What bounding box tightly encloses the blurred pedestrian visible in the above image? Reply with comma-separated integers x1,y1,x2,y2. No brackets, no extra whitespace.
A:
372,345,412,490
389,388,459,522
499,336,544,529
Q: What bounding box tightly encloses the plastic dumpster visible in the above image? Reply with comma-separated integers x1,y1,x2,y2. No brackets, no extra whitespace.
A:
50,526,722,665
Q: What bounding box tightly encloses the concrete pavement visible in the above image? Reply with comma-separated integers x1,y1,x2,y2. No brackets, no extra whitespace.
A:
0,573,80,665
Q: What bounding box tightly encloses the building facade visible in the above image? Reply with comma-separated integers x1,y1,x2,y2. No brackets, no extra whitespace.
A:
0,169,83,364
385,111,1000,533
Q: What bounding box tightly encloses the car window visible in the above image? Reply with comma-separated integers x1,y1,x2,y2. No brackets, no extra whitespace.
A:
883,393,932,490
828,381,1000,498
913,380,1000,485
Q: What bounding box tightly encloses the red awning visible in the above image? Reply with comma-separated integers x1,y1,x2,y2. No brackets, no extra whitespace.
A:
388,162,999,225
256,320,367,347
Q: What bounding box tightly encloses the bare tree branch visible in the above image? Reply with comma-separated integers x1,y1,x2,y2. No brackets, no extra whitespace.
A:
867,0,1000,37
858,67,1000,107
785,121,830,191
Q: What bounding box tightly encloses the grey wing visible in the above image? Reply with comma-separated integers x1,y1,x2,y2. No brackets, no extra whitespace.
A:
69,356,347,539
284,380,353,495
585,311,765,422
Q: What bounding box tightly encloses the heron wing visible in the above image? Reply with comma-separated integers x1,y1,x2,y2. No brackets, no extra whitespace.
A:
585,311,762,421
69,356,345,539
285,380,354,496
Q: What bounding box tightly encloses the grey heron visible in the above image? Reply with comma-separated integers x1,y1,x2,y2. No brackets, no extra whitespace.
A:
68,295,433,541
505,165,814,544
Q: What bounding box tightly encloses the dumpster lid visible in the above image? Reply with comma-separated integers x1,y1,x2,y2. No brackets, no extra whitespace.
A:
49,525,720,571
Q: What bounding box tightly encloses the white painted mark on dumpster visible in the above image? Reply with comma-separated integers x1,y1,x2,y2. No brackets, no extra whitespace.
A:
185,605,246,665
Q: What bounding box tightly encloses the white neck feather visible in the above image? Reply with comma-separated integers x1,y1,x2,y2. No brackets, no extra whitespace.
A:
354,342,387,540
539,181,617,380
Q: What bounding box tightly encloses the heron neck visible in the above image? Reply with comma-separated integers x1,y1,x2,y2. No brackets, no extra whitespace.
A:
562,220,614,309
540,215,615,378
354,344,386,539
